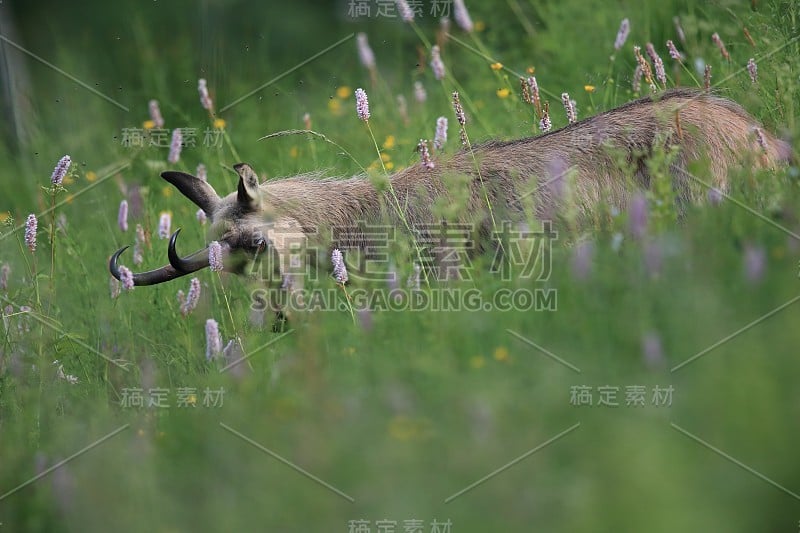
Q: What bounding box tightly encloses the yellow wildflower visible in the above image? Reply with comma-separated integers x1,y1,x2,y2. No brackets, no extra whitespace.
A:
336,86,352,99
526,66,535,74
380,152,391,162
475,21,486,32
584,85,596,93
469,356,486,369
490,62,503,71
385,162,395,171
143,120,155,130
493,346,509,362
0,212,9,223
496,88,510,98
162,186,173,198
382,135,396,149
388,415,429,441
328,98,342,114
213,118,226,129
86,171,97,182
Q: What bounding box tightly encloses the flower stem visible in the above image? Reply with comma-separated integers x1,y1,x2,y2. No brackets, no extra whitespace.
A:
364,121,431,286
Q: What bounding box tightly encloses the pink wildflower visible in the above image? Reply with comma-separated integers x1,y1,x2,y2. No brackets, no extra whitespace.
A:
118,200,128,232
430,45,446,80
418,139,434,170
148,99,164,128
205,319,222,361
198,78,213,111
158,212,171,239
434,117,448,150
453,0,474,32
167,128,182,164
614,18,630,51
24,214,37,252
355,88,370,121
180,277,201,316
209,241,224,272
332,248,348,284
50,155,71,186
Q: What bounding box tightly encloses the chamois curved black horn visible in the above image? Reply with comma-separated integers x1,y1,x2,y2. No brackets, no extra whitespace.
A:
109,246,188,286
161,170,221,215
108,247,129,280
167,229,217,274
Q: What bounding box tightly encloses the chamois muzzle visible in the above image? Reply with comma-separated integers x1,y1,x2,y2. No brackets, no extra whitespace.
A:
109,229,230,286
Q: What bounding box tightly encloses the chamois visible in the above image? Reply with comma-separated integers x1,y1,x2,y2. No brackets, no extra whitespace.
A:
109,89,788,286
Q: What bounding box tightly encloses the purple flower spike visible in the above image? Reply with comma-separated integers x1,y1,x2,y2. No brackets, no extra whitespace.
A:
332,248,348,284
118,200,129,232
50,155,71,186
209,241,224,272
25,214,37,252
355,88,370,121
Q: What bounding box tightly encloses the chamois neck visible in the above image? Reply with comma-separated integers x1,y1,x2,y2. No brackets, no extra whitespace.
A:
264,176,383,231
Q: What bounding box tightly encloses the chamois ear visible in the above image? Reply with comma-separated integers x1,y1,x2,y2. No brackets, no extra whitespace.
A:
161,171,221,216
234,163,262,209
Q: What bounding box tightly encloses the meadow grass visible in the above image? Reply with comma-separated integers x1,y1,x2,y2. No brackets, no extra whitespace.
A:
1,0,799,531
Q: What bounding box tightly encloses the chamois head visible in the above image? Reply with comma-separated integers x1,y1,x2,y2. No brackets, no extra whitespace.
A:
109,163,276,286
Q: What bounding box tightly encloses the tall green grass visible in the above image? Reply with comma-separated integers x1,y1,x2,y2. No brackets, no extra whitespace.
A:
1,0,799,531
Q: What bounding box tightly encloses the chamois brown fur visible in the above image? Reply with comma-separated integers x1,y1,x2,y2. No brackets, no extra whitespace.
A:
110,88,788,286
261,89,785,234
